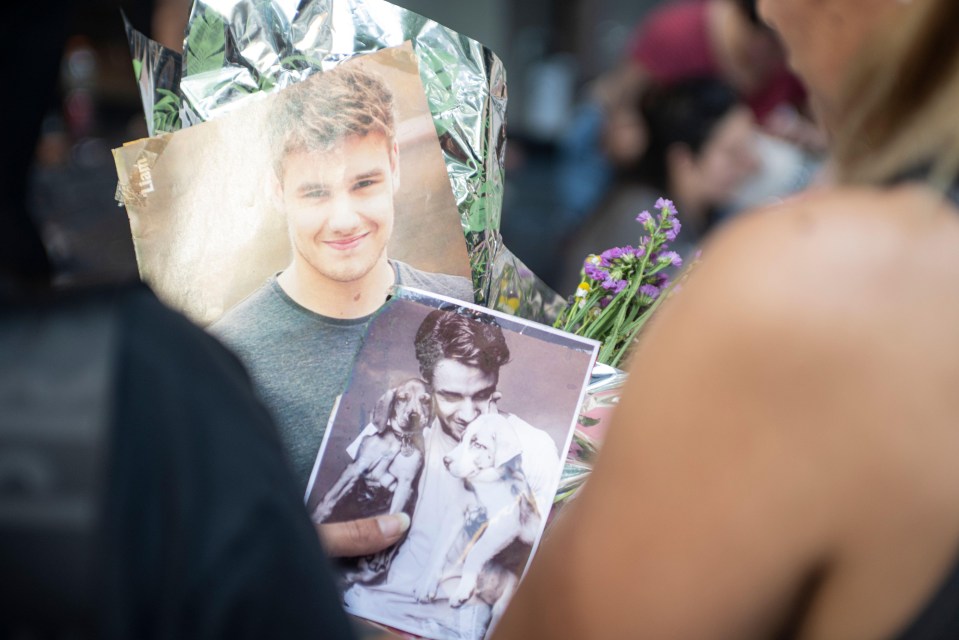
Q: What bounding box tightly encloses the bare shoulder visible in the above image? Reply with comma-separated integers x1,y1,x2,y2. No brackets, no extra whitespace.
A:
650,184,959,444
724,184,959,257
678,184,959,348
646,181,959,547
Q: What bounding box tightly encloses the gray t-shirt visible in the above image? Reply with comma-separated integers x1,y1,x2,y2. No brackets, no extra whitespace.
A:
210,260,473,490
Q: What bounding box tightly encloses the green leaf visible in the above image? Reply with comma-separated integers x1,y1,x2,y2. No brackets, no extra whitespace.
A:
156,88,180,101
257,73,275,93
153,88,182,133
577,416,601,427
132,59,142,83
278,53,324,72
185,7,227,75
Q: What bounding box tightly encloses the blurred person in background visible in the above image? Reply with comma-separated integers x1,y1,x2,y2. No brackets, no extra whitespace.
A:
557,77,759,294
624,0,813,144
495,0,959,636
556,0,823,242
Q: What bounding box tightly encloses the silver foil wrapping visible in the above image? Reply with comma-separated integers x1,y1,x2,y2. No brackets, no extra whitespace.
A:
124,0,566,322
123,14,184,135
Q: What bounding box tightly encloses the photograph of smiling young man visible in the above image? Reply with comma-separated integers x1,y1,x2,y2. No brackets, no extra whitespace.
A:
114,42,470,327
306,292,597,640
211,55,474,490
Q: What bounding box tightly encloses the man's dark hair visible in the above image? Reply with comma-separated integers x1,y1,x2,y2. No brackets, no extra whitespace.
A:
413,308,510,384
632,77,743,192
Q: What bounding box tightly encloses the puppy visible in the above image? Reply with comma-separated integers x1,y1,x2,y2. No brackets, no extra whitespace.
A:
415,413,541,629
312,377,431,525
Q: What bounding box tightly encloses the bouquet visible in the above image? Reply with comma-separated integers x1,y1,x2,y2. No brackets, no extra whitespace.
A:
554,198,684,368
550,198,686,509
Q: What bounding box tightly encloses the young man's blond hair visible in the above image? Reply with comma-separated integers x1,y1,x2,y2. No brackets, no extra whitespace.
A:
269,65,396,182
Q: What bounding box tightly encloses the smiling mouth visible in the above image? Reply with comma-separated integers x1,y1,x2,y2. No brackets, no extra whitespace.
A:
325,233,368,251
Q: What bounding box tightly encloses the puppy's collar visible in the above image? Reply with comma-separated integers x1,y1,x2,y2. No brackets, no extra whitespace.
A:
395,429,416,456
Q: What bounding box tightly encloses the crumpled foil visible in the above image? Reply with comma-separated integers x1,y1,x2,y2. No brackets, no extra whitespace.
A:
123,14,184,136
123,0,566,323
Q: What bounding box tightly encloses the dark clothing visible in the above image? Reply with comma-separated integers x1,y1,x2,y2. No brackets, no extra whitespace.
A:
0,283,354,639
3,1,349,635
889,171,959,640
894,554,959,640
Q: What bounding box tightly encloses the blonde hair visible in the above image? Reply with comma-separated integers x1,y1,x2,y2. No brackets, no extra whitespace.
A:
269,64,396,181
833,0,959,189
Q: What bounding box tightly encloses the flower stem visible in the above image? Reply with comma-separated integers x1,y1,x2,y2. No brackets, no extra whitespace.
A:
609,276,675,368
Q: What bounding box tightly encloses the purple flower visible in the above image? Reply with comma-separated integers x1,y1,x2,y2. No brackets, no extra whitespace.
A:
665,217,682,242
635,210,655,230
639,284,661,300
655,198,678,217
598,295,613,308
659,251,683,267
584,262,607,281
613,245,643,260
601,277,628,294
599,246,630,266
599,246,643,267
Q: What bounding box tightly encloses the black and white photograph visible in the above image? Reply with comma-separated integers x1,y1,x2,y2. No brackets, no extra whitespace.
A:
305,287,599,640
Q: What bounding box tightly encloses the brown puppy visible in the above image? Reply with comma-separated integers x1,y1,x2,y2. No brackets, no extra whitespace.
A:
312,377,431,524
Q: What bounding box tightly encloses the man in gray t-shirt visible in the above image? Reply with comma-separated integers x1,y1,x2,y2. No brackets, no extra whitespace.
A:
211,63,472,490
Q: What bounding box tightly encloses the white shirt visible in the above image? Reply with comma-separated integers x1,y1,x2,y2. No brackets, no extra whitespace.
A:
343,412,561,640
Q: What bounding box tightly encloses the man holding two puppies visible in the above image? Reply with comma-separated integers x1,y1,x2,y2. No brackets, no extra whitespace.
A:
343,309,560,638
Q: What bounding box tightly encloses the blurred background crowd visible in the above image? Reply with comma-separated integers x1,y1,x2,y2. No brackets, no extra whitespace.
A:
28,0,827,296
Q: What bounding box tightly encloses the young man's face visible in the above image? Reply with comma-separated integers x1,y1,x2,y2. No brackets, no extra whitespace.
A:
278,132,398,285
429,358,500,442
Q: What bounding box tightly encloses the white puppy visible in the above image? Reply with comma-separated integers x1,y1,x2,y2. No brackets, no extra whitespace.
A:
415,413,541,629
